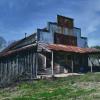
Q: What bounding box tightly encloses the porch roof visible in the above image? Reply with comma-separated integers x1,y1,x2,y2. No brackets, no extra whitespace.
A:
46,44,100,54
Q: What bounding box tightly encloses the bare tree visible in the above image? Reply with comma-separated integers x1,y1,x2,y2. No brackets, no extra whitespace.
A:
0,36,7,51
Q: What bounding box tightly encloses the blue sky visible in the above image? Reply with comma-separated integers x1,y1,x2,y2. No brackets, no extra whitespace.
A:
0,0,100,46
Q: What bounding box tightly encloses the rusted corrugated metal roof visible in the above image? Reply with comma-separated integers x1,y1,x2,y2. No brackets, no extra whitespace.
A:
47,44,100,53
0,43,100,58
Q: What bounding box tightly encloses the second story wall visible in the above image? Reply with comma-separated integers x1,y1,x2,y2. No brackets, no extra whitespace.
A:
37,29,54,44
37,15,88,48
54,33,77,46
73,28,88,48
49,23,74,36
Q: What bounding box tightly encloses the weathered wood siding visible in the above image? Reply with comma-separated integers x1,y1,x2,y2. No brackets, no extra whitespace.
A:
73,28,88,48
0,50,36,87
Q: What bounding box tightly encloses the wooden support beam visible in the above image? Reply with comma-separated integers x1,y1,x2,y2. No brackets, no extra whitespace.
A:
44,55,46,69
31,53,33,79
32,53,35,78
36,53,38,78
89,56,93,73
51,51,54,76
90,61,93,73
71,60,74,73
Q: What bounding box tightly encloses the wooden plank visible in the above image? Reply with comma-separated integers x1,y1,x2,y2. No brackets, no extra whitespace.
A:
51,51,54,76
32,53,35,78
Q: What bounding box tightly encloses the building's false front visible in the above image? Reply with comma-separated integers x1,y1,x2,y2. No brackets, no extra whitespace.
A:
38,15,87,48
0,15,100,87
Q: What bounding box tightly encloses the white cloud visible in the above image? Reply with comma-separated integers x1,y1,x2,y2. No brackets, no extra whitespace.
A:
0,0,100,46
63,0,100,46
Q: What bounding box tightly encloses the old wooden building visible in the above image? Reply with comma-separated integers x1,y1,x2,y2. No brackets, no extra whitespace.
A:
0,15,100,87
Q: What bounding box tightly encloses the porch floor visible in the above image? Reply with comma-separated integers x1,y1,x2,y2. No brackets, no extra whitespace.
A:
37,73,84,79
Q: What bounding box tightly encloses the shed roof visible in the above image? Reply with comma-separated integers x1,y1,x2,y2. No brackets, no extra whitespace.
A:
0,43,100,58
46,44,100,54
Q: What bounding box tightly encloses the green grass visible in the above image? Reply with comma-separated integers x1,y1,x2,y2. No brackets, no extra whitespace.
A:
0,72,100,100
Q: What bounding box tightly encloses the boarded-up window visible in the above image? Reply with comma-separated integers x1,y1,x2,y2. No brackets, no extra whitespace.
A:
54,33,77,46
57,15,73,29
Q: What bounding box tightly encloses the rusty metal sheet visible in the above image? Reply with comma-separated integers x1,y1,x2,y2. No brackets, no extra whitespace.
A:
47,44,100,54
57,15,73,28
54,33,77,46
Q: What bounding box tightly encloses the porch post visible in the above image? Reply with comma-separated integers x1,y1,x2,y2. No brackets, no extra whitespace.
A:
71,55,74,73
72,60,74,73
36,53,38,78
44,56,46,69
89,56,93,73
51,51,54,76
90,61,93,73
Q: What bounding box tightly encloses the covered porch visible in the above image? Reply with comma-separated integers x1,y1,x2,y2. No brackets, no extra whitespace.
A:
37,44,100,77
